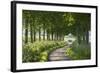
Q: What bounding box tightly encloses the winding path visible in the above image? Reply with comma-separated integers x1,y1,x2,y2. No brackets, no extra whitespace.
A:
49,46,71,61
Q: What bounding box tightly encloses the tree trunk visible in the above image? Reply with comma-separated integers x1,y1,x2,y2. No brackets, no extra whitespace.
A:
82,34,86,44
48,33,50,40
54,33,57,41
30,22,33,43
62,34,64,41
55,33,58,41
57,33,59,40
77,33,81,44
51,31,53,40
43,28,45,40
59,35,62,41
25,19,28,43
86,31,89,44
47,29,50,40
33,29,36,41
39,27,41,41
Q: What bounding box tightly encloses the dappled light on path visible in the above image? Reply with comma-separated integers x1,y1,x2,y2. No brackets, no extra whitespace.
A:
49,46,71,61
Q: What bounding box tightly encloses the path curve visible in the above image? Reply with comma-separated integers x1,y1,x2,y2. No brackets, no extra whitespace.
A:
48,46,71,61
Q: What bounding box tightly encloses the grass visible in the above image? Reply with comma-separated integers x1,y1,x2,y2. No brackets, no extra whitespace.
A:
22,40,66,62
66,41,91,60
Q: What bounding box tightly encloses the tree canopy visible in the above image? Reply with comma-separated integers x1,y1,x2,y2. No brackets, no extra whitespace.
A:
22,10,91,44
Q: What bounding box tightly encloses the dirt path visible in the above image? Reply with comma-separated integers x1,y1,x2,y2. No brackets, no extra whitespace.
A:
49,46,71,61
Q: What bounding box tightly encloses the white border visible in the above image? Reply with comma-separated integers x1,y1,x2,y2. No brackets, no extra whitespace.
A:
16,3,96,70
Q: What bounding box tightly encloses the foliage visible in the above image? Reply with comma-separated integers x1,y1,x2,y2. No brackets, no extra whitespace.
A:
22,10,91,62
22,41,66,62
66,42,91,60
23,10,91,44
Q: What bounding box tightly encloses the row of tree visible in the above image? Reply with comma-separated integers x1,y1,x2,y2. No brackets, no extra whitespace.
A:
22,10,91,44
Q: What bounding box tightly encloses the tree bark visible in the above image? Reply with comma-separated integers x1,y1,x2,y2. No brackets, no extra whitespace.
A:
43,24,45,40
47,29,50,40
86,31,89,44
57,32,59,40
51,31,53,40
77,33,81,44
39,27,41,41
25,19,28,43
43,29,45,40
33,29,36,41
30,22,33,43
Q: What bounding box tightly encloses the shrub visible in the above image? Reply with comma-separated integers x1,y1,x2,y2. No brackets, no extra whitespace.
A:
66,43,91,60
22,41,66,62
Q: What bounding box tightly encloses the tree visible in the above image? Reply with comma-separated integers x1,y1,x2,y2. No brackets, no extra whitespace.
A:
23,10,30,43
71,13,91,44
22,10,91,45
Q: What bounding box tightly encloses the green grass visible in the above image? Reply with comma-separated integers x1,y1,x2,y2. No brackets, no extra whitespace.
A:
66,42,91,60
22,41,66,62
